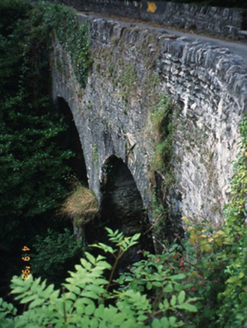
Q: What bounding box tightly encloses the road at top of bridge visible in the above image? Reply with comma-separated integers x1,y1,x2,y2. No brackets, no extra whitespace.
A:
78,11,247,67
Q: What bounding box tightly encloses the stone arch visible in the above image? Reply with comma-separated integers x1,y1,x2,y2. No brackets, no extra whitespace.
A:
100,155,153,250
100,155,143,232
86,154,154,271
56,97,88,186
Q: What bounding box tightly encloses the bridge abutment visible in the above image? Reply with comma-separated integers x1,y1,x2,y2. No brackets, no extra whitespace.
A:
51,14,247,240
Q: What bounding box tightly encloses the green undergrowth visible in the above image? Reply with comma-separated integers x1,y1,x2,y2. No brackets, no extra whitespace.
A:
1,98,243,328
149,113,247,326
0,116,247,326
0,228,198,328
0,1,247,326
0,0,91,296
30,229,84,287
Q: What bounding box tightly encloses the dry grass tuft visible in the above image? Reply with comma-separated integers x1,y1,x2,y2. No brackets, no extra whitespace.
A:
61,182,99,225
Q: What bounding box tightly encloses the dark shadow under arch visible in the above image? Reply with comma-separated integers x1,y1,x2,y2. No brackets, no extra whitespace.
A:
56,97,88,186
87,155,154,268
100,155,146,235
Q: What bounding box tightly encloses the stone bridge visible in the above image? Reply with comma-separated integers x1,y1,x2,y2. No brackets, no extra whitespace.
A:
51,13,247,246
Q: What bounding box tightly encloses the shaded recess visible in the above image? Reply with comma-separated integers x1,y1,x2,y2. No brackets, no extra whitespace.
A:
56,97,88,186
87,155,154,268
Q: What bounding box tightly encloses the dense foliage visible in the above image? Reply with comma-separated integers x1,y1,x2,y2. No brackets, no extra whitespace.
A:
31,229,84,286
0,0,69,246
1,115,246,326
149,102,247,327
0,0,246,327
180,116,247,327
0,0,91,293
0,229,198,328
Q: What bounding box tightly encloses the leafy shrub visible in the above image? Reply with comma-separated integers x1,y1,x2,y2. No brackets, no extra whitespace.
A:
150,115,247,327
0,0,92,298
0,0,92,228
31,229,84,286
177,116,247,327
215,117,247,327
0,229,197,328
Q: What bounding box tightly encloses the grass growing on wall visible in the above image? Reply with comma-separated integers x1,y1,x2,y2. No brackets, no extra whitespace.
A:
150,96,175,179
149,96,181,242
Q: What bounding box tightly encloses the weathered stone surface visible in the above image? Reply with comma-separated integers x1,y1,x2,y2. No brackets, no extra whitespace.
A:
52,0,246,39
51,14,247,235
140,0,244,39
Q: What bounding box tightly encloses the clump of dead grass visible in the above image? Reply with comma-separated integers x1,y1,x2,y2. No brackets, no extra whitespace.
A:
61,182,99,225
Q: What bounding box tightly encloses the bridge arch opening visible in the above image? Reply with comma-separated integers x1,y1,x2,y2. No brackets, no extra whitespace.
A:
100,155,146,234
56,97,88,186
90,155,153,253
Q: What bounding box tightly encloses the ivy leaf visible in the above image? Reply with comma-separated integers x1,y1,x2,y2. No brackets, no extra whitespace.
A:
92,243,115,254
85,302,96,315
85,252,96,265
178,290,186,304
73,298,85,315
94,304,105,318
29,298,45,309
19,295,37,304
160,317,170,328
175,302,197,312
170,295,176,307
152,318,162,328
169,316,176,326
163,283,173,293
89,316,98,328
170,274,185,281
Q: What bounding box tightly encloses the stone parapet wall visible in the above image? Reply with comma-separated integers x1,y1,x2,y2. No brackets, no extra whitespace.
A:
51,14,247,227
140,1,245,39
50,0,246,39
